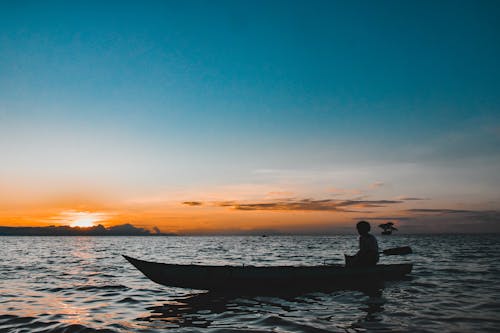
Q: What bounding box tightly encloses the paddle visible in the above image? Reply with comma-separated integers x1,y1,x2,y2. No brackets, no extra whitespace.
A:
381,246,412,256
323,246,412,265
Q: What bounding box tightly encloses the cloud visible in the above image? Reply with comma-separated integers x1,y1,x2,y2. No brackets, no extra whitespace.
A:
467,210,500,224
400,208,500,233
353,216,413,221
106,223,151,235
213,198,402,212
215,201,236,207
182,201,203,206
340,200,401,207
406,208,500,222
396,196,429,201
407,208,474,214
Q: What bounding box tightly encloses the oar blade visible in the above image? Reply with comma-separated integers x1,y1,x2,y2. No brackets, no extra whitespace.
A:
382,246,412,256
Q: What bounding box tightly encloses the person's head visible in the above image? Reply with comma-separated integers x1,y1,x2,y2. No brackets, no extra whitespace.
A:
356,221,371,235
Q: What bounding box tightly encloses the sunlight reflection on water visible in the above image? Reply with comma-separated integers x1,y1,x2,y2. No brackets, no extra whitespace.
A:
1,235,499,332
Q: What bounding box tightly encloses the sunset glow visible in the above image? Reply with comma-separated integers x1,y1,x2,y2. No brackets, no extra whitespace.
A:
55,211,107,228
70,217,97,228
0,1,499,234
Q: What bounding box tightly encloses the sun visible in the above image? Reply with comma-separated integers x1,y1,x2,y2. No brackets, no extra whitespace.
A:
70,217,98,228
56,211,107,228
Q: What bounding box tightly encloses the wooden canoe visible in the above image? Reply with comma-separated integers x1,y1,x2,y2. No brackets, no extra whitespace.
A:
123,255,412,292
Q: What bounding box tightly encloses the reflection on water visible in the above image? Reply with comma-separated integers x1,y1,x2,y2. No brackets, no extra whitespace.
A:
140,286,388,332
142,293,229,329
1,235,500,332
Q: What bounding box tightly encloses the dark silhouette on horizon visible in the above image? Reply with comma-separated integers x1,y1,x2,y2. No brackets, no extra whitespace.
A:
0,223,176,236
379,222,398,235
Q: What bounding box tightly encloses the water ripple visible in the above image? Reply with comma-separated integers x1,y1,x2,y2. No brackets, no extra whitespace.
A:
1,235,499,332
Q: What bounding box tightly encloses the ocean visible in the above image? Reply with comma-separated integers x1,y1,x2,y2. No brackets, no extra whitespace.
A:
1,235,499,332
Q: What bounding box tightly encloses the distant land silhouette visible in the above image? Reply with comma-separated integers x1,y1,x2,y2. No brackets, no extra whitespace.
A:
0,224,176,236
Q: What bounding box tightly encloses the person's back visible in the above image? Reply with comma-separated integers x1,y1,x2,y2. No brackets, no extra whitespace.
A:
358,232,379,266
346,221,379,267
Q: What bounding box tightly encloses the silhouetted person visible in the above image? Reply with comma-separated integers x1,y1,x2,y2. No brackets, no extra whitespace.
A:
345,221,379,267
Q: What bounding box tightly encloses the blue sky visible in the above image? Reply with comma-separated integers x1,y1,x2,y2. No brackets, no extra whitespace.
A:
1,1,499,232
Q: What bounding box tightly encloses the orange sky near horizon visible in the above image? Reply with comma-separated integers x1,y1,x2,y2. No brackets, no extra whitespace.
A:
1,176,497,234
2,188,499,234
0,203,355,232
0,187,416,234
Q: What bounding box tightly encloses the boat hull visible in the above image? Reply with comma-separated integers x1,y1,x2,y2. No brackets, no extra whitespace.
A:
123,255,412,292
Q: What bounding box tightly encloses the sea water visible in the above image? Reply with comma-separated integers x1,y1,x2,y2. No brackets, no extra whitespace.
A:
1,235,499,332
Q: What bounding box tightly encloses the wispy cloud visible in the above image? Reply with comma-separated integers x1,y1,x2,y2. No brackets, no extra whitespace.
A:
400,208,500,233
182,201,203,206
353,216,413,221
407,208,474,214
395,196,429,201
467,210,500,224
212,198,402,212
406,208,500,222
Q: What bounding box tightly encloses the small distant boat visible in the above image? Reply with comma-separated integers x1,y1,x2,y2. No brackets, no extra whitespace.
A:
123,255,412,292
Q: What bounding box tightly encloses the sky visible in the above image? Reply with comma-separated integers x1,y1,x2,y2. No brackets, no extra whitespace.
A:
1,0,499,234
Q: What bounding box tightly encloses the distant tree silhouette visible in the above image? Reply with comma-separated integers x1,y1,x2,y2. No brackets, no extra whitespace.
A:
0,224,176,236
379,222,398,235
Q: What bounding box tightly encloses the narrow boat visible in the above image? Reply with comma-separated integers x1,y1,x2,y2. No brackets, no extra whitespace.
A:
123,255,412,292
